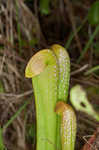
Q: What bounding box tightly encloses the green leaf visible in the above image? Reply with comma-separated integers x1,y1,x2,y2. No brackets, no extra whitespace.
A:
0,127,5,150
40,0,50,15
0,81,4,93
88,1,99,25
26,124,36,144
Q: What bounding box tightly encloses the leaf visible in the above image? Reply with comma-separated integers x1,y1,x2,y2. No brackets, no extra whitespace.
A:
88,1,99,25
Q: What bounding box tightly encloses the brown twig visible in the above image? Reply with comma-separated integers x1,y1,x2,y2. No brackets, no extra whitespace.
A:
71,64,89,76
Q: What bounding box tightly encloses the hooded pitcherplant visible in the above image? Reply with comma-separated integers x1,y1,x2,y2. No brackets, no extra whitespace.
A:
25,44,76,150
